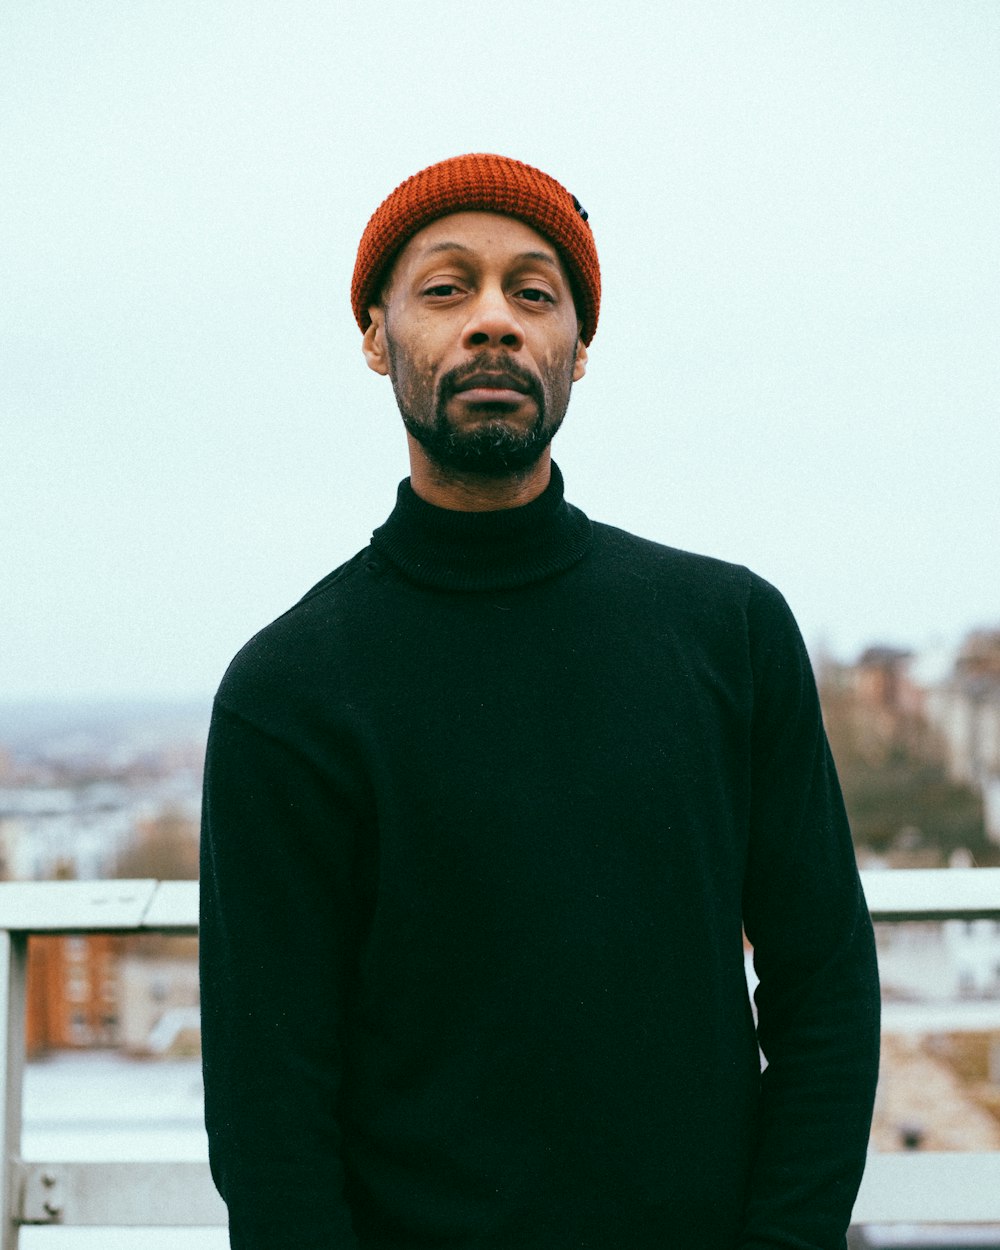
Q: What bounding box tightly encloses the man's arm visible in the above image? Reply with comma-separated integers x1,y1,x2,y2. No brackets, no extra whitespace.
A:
199,698,368,1249
740,578,880,1249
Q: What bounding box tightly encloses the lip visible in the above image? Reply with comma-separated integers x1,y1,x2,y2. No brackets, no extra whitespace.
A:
454,372,529,395
453,372,531,406
455,387,528,405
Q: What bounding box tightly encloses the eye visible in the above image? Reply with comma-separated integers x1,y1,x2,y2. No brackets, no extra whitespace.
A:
517,287,555,304
422,283,463,298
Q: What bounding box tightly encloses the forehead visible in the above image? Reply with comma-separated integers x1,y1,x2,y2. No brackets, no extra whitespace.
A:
390,211,567,281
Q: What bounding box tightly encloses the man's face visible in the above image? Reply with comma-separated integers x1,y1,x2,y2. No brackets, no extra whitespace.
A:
363,212,587,476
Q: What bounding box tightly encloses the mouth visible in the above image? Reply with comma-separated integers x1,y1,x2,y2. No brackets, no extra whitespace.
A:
452,372,532,407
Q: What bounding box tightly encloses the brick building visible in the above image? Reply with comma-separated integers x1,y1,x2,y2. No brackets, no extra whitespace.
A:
26,934,122,1055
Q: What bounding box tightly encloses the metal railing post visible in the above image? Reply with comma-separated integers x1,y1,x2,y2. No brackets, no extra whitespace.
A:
0,931,27,1250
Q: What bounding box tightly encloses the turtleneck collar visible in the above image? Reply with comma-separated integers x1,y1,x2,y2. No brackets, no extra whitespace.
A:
370,462,593,592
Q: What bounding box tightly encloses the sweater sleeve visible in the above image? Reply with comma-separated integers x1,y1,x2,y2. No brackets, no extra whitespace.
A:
739,578,880,1249
199,696,368,1249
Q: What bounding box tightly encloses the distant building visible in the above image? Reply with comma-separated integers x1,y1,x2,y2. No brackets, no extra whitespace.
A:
877,915,1000,1003
26,934,201,1057
854,646,923,717
27,935,122,1055
118,946,201,1055
0,775,201,882
0,782,134,880
925,628,1000,844
849,646,926,762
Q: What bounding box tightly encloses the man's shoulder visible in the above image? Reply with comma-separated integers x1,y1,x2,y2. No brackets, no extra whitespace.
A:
585,519,798,636
588,519,756,597
215,547,377,709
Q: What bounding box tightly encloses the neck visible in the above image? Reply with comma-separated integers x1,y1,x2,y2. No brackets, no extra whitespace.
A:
406,437,552,512
370,459,592,592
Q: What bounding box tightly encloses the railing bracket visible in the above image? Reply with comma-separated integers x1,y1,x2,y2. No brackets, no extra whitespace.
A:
18,1163,65,1224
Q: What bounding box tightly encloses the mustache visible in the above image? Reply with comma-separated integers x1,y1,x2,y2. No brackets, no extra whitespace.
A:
438,354,543,406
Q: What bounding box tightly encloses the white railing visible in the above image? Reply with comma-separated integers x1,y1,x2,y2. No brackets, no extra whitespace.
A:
0,871,999,1245
0,880,224,1248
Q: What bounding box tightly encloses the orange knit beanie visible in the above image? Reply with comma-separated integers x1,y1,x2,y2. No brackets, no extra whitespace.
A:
352,153,600,345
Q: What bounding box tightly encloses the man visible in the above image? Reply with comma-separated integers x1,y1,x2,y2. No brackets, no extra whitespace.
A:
200,153,880,1249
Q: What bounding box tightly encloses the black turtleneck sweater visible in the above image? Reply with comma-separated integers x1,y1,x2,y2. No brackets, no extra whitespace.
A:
199,465,879,1250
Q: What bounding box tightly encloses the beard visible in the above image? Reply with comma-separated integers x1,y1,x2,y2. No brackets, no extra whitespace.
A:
387,343,574,477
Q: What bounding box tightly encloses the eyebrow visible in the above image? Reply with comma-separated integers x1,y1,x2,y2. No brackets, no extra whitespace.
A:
419,241,562,270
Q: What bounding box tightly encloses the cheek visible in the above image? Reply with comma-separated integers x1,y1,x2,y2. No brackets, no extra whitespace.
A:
539,343,578,389
404,336,441,385
404,311,444,356
389,336,434,391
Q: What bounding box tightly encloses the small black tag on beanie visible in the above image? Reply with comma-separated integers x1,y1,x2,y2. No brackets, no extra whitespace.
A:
571,194,589,222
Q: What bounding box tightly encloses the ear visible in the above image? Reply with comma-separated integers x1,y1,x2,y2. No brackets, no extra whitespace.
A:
362,307,389,377
571,338,588,383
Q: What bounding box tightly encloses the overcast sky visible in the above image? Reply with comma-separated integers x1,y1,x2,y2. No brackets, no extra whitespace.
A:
3,1,998,701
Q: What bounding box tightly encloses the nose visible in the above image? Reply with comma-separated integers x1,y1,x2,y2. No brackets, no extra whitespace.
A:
461,285,524,351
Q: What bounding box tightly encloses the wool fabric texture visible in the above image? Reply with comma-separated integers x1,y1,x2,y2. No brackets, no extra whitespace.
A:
200,465,880,1249
351,153,601,344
